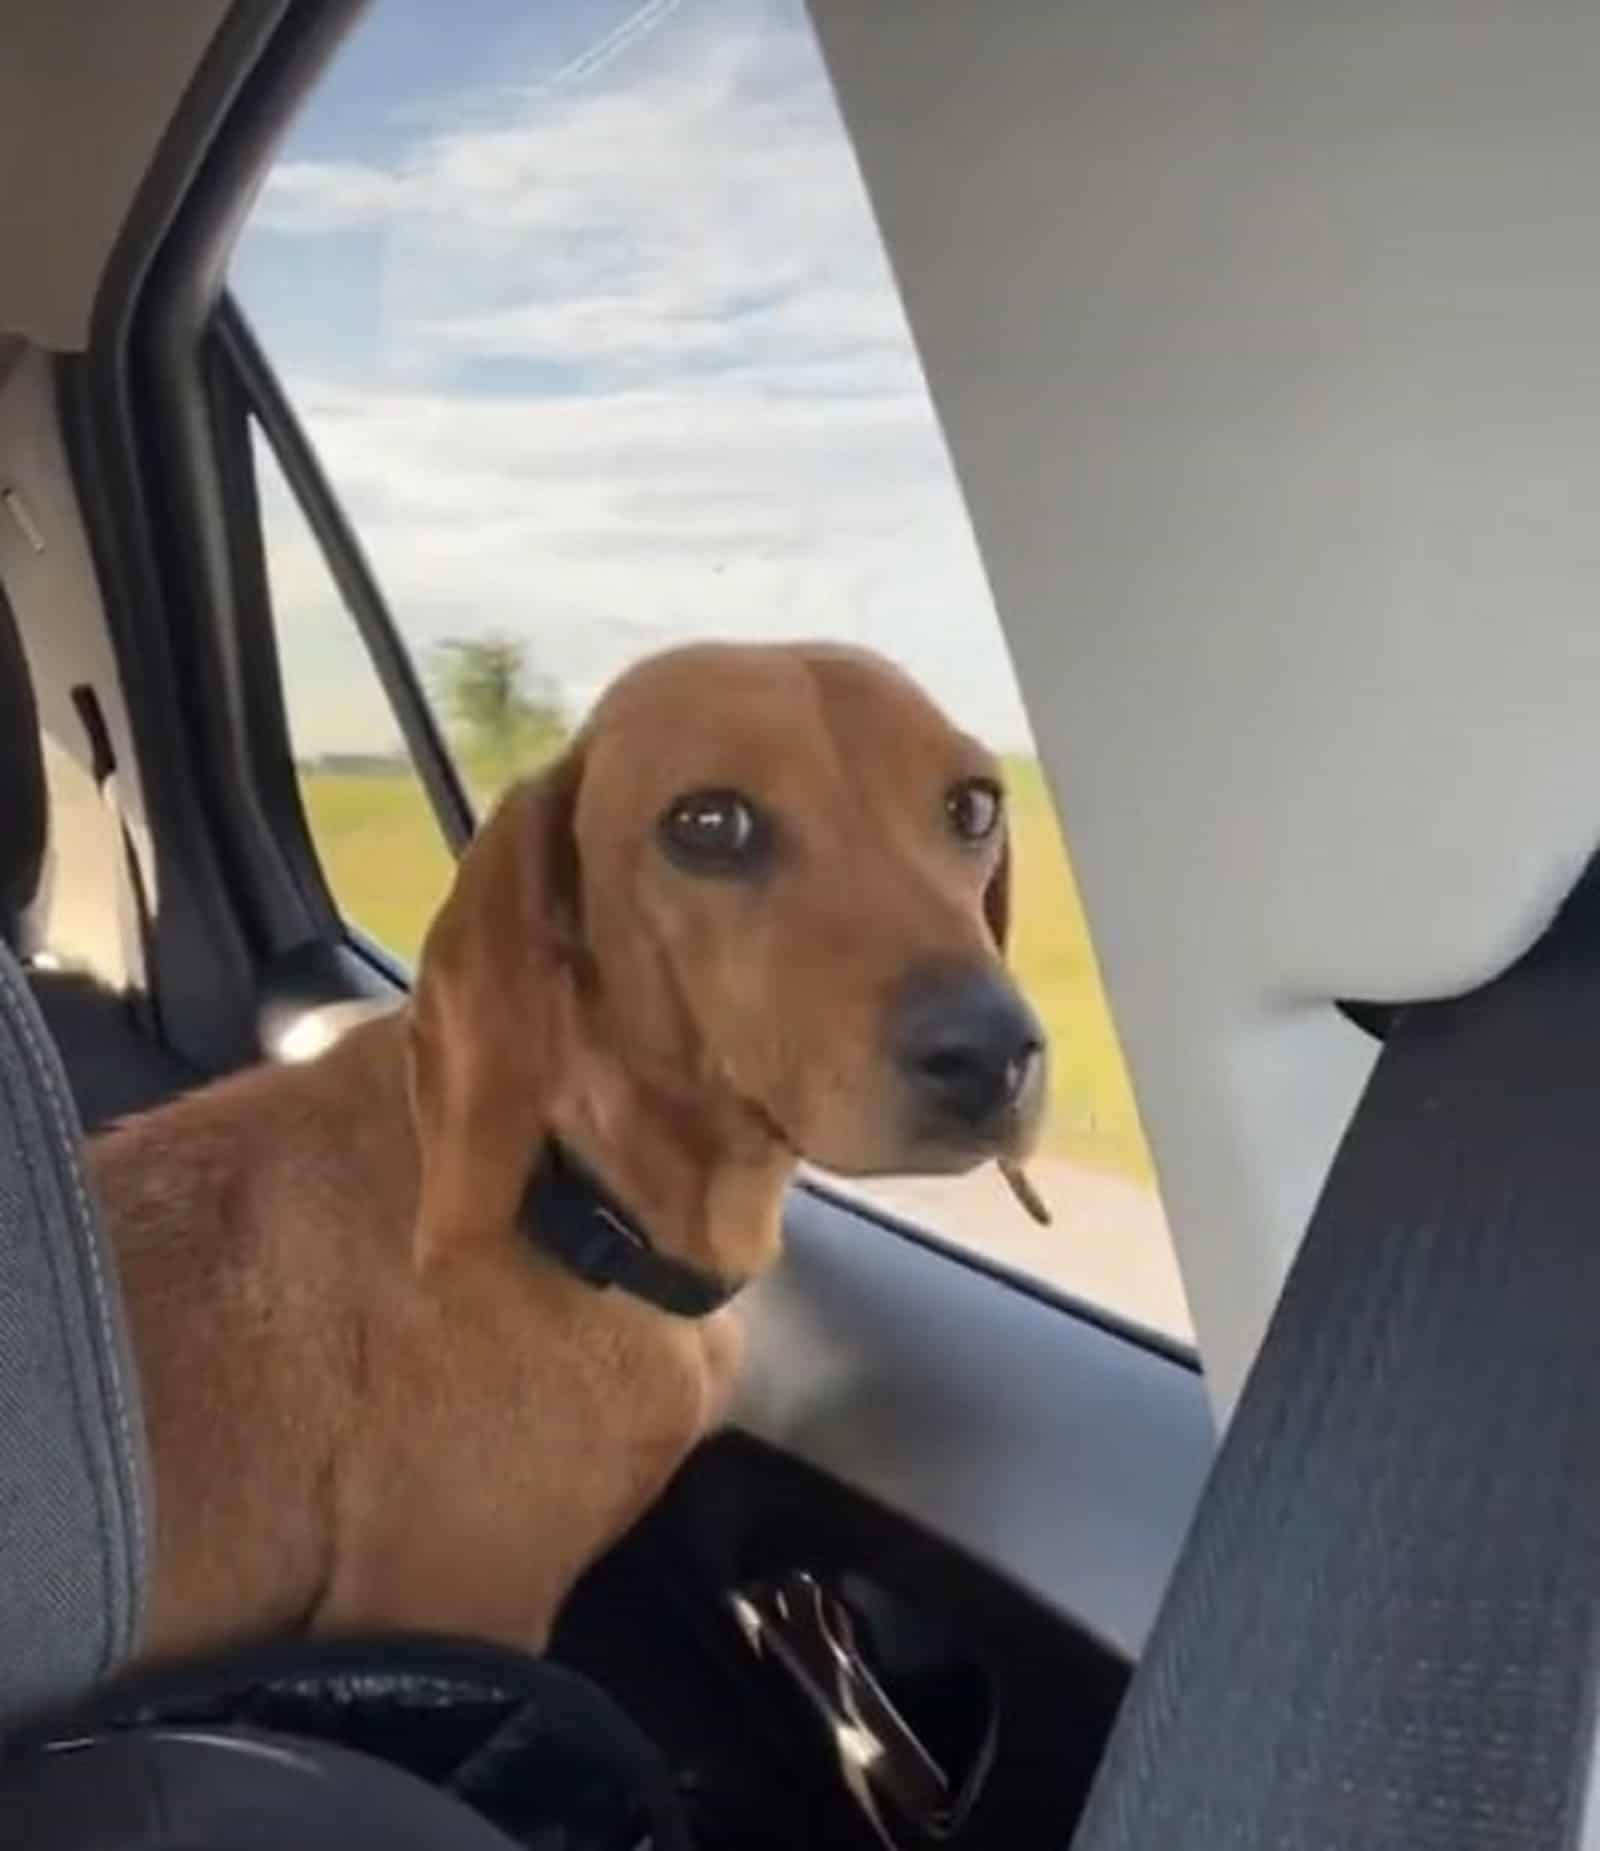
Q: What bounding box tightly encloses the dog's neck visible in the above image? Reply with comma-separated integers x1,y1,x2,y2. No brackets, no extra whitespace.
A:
402,959,793,1293
545,1056,793,1291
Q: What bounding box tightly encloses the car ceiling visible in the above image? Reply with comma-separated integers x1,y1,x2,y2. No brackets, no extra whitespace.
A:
0,0,227,350
8,0,1600,1417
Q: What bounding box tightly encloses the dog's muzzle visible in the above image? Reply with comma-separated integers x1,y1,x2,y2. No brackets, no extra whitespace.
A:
893,965,1046,1145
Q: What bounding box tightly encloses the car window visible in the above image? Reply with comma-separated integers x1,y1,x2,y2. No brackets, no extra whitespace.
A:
250,420,457,964
230,0,1192,1344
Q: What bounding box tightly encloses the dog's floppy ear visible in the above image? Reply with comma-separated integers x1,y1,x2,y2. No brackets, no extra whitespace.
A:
983,828,1011,955
407,746,585,1263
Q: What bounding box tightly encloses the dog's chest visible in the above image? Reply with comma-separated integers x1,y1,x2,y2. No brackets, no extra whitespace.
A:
396,1283,740,1533
535,1298,742,1495
321,1272,749,1651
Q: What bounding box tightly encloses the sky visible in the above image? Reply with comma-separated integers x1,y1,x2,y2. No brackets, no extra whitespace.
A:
233,0,1035,758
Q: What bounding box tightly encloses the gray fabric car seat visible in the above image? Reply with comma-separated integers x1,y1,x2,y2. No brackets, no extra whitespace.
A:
0,584,153,1724
0,933,149,1723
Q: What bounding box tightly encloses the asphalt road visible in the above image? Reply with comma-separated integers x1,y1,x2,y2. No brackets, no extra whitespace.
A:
844,1159,1194,1345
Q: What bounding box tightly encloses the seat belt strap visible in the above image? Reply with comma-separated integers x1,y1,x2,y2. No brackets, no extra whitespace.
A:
70,684,159,1041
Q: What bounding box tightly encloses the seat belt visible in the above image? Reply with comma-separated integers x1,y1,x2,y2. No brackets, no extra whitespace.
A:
1070,859,1600,1851
69,684,159,1041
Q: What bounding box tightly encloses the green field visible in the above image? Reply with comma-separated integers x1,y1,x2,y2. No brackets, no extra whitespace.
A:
299,759,1153,1182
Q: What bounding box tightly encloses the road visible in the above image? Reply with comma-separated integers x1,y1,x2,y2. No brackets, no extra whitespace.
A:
843,1159,1194,1345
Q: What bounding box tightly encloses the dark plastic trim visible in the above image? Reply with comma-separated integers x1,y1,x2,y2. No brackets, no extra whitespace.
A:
1337,997,1402,1039
127,0,382,965
800,1175,1199,1370
61,0,368,1068
741,1187,1214,1662
201,332,340,947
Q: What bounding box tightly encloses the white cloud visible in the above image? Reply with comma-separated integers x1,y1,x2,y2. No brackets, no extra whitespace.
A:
243,0,1033,756
252,160,409,234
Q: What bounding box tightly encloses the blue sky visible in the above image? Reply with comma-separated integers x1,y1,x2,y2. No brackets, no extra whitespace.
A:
233,0,1034,757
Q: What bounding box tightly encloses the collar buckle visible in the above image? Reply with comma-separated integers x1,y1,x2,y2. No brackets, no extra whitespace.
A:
562,1204,646,1292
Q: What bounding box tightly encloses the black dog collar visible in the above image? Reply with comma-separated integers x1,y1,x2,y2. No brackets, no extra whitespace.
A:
517,1138,743,1319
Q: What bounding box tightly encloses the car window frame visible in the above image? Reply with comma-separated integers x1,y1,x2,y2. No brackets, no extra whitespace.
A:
216,298,473,858
206,294,472,976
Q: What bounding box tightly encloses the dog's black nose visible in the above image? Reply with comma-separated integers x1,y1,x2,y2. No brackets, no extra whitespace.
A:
895,967,1045,1133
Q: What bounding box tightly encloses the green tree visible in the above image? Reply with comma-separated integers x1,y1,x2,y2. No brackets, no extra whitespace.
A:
430,633,567,793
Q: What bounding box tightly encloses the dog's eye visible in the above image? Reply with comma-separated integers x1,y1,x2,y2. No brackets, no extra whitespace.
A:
659,789,768,874
946,777,1003,843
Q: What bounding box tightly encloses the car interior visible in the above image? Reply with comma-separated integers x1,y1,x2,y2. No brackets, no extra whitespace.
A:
3,2,1600,1848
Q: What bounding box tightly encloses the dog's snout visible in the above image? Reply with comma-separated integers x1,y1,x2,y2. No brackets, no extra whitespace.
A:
895,967,1044,1134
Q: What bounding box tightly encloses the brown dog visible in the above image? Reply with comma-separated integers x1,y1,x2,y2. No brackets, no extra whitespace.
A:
91,641,1048,1665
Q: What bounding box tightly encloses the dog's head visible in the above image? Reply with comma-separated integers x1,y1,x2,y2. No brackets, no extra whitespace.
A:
409,642,1048,1254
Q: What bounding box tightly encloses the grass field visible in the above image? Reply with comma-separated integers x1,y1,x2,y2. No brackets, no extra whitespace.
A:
299,758,1154,1183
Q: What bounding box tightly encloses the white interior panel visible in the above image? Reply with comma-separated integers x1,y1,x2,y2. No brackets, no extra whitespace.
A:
810,1,1600,1411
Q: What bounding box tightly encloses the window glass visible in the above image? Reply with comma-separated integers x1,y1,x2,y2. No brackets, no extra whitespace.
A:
232,0,1192,1342
251,422,456,964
